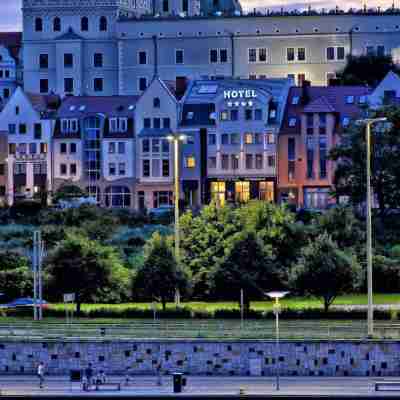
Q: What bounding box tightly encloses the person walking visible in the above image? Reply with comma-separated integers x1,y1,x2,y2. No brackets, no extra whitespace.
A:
37,362,45,389
84,363,93,387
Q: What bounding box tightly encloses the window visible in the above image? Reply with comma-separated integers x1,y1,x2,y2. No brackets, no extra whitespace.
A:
3,88,10,99
208,157,217,169
211,181,225,206
138,77,147,91
231,133,240,145
337,47,345,60
64,54,73,68
255,109,262,120
289,117,297,127
8,124,16,134
327,47,335,61
245,109,253,121
94,78,103,92
208,134,216,145
306,136,314,179
53,17,61,32
163,118,170,128
142,139,150,153
118,162,125,176
152,139,160,153
162,140,170,153
99,16,107,32
319,113,326,135
175,49,184,64
9,143,16,154
69,163,76,175
185,156,196,168
235,181,250,203
108,162,116,176
342,117,350,127
220,49,228,63
231,154,239,170
18,143,27,155
345,95,354,104
210,49,218,63
377,45,385,57
259,48,267,62
221,133,229,145
19,124,27,134
40,143,47,154
266,133,275,144
70,143,77,153
221,154,229,169
81,16,89,31
220,110,229,121
297,73,306,86
287,47,305,62
14,163,26,174
60,164,67,175
35,17,43,32
255,154,263,169
153,118,161,129
267,155,275,167
29,143,37,155
255,133,263,145
248,48,257,63
287,48,295,62
108,142,116,154
292,96,300,105
15,106,20,115
298,48,306,61
0,164,4,176
34,123,42,139
163,0,169,12
244,133,253,144
40,79,48,94
246,154,253,169
105,186,131,208
64,78,74,93
183,0,189,12
144,118,151,128
304,187,330,209
60,143,67,154
153,97,160,108
5,70,9,78
259,181,274,202
118,142,125,154
94,53,103,67
138,51,147,65
319,136,327,179
153,191,172,208
39,54,48,69
143,160,150,177
230,109,238,121
162,160,170,177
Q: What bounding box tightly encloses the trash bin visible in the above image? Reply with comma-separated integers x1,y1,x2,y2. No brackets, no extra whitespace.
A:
173,372,183,393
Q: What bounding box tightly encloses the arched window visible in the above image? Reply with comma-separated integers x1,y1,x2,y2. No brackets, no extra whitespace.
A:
53,17,61,32
35,17,43,32
105,186,131,208
99,16,107,32
81,17,89,32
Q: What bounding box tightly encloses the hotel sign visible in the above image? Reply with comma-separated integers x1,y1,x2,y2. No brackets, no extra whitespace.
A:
223,89,257,100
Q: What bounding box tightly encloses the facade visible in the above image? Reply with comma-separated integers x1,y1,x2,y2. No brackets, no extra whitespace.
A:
53,95,137,208
0,87,59,205
369,70,400,108
0,33,22,109
180,78,291,205
20,0,400,97
278,83,371,209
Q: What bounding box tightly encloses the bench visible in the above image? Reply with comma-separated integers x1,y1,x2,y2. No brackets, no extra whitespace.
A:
375,381,400,391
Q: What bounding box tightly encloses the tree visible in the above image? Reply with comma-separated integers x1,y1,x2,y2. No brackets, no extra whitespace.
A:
210,230,278,310
45,233,126,315
133,232,189,310
0,251,32,302
337,55,398,86
330,106,400,217
52,185,87,203
290,233,362,312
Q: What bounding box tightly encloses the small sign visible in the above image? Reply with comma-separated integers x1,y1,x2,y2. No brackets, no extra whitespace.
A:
63,293,75,303
223,89,257,100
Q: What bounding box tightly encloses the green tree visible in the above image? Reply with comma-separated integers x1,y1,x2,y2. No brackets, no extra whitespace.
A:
133,232,189,310
210,230,278,310
330,106,400,216
0,251,32,302
337,55,398,86
290,233,362,312
45,233,127,315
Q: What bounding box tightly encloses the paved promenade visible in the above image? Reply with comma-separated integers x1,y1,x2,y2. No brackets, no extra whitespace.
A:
1,376,400,397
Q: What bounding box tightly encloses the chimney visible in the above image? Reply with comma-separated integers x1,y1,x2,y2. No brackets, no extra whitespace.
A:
175,77,188,99
301,80,311,105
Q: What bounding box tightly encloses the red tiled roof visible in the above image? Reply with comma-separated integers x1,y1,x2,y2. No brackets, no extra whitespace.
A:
0,32,22,62
281,85,371,134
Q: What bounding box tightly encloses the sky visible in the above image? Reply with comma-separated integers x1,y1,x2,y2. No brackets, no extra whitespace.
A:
0,0,396,31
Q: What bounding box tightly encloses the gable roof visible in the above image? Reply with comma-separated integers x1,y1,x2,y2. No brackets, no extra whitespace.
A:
0,32,22,62
25,93,61,115
282,85,371,134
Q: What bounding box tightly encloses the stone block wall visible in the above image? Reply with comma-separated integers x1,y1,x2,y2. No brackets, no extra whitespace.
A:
0,340,399,377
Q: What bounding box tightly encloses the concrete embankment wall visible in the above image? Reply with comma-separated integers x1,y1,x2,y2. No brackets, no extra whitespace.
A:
0,340,399,377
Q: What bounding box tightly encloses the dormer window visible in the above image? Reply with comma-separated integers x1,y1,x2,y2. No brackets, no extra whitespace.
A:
61,119,69,133
153,97,160,108
345,95,354,104
289,117,297,127
187,112,194,120
79,105,86,111
292,96,300,105
110,117,128,133
342,117,350,126
358,95,367,104
70,119,78,132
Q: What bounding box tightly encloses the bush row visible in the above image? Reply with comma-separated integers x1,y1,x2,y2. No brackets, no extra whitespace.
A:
5,307,399,320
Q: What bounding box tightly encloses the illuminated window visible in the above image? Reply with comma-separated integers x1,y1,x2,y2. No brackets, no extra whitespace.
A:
259,181,274,202
235,181,250,203
244,133,253,144
211,181,226,206
185,156,196,168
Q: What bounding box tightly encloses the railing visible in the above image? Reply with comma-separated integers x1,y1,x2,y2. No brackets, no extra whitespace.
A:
0,320,399,340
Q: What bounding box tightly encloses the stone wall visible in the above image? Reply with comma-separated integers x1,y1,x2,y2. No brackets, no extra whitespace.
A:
0,340,399,377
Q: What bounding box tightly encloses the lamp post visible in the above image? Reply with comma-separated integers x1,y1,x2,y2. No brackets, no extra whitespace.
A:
265,291,289,391
167,133,186,264
356,117,387,338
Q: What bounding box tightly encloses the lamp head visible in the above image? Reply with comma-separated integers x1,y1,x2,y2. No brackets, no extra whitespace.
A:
166,135,174,141
179,134,187,141
265,291,290,300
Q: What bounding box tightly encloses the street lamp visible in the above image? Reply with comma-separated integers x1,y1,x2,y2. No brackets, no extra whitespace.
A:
166,133,187,264
265,291,289,391
356,117,387,338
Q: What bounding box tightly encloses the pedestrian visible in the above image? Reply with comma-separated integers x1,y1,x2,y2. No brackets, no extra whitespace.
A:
124,367,131,386
99,370,106,383
156,362,162,386
84,363,93,387
37,362,45,389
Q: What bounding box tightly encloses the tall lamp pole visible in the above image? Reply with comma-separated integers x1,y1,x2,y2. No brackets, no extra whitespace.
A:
167,133,186,264
265,291,289,391
357,117,387,338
